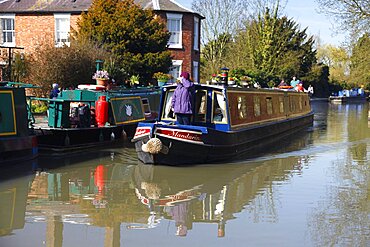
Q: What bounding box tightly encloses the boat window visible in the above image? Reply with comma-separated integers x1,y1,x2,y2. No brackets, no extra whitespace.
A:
266,97,273,115
253,96,261,117
162,90,176,120
212,92,227,123
237,96,247,119
141,98,151,116
194,90,207,122
290,96,296,112
279,96,284,113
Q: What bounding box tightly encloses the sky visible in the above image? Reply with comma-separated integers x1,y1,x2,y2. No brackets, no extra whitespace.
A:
176,0,346,46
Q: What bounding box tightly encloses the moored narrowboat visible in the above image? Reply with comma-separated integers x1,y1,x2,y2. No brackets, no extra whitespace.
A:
132,84,313,165
30,86,161,154
0,83,38,164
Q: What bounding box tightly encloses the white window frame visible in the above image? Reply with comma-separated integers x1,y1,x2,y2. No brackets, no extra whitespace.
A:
193,61,199,83
166,13,183,49
0,14,15,47
193,16,199,51
169,60,183,81
54,13,71,47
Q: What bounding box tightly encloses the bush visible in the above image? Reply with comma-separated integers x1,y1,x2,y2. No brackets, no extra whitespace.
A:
26,38,109,97
31,103,48,113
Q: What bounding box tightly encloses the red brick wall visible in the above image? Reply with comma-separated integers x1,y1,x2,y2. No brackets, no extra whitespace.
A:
14,13,80,55
11,11,200,78
158,12,201,78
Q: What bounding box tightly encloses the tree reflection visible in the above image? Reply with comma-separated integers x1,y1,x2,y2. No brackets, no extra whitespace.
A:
309,103,369,246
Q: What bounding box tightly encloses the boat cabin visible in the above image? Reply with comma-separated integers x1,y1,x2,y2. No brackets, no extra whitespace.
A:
159,84,312,131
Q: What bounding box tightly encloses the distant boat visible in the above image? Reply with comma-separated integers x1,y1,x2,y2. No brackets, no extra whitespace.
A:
329,89,367,103
30,86,161,154
0,82,38,164
132,84,313,165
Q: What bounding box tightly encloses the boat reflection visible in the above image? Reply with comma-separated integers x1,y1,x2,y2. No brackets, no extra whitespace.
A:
0,132,312,244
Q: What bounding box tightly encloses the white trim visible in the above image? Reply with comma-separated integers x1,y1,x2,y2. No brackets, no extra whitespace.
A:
169,60,183,81
172,60,183,66
152,0,160,10
169,0,195,13
0,14,15,18
192,61,199,83
166,13,183,19
53,13,71,19
193,16,199,51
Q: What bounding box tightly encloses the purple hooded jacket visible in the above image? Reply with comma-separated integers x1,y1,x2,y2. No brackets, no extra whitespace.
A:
172,74,194,114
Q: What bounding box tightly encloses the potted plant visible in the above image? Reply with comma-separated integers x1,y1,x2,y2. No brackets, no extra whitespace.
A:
130,75,140,86
153,72,170,87
93,70,109,86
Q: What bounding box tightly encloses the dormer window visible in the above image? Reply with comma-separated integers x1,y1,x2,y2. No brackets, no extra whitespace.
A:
0,14,15,47
166,13,182,49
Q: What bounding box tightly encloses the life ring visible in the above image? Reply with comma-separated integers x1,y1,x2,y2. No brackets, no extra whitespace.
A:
278,85,293,89
77,84,106,91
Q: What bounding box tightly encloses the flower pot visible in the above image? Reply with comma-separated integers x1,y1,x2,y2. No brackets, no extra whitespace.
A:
96,79,108,86
158,80,167,87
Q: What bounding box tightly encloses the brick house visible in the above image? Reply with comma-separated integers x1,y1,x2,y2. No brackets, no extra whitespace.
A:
0,0,203,82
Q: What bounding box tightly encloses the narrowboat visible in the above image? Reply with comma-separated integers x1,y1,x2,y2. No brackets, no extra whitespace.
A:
132,84,314,165
0,82,38,164
329,89,368,103
30,86,161,154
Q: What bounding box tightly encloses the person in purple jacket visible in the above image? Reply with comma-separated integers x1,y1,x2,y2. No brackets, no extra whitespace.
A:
171,71,194,125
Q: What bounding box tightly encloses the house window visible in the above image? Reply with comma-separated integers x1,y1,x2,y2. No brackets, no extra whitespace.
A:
0,14,15,46
54,14,70,47
193,17,199,51
192,61,199,83
169,60,182,81
166,13,182,49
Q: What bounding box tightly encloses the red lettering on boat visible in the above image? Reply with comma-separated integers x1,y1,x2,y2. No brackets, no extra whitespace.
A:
156,128,202,142
134,127,151,138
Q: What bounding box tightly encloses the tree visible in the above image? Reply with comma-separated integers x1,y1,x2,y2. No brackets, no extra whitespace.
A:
192,0,286,81
26,39,108,97
316,44,350,85
77,0,172,84
226,7,316,85
349,33,370,88
315,0,370,40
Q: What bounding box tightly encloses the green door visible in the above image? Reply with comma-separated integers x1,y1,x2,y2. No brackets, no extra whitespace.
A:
0,91,17,136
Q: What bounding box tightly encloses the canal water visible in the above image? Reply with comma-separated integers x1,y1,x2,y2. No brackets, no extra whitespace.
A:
0,101,369,247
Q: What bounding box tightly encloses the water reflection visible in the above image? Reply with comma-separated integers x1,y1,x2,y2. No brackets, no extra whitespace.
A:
309,102,370,247
0,136,310,244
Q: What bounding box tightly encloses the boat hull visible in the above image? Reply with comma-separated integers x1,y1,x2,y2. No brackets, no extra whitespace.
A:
34,125,131,154
134,112,313,165
329,96,367,103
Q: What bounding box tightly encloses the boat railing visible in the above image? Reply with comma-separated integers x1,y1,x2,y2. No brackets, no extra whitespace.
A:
0,81,41,88
29,97,97,129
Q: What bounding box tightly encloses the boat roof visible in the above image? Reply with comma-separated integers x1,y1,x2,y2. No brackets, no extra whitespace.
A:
163,83,304,94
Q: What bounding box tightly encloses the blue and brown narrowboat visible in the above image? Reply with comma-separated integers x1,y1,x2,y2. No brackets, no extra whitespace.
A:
131,84,313,165
0,83,38,164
